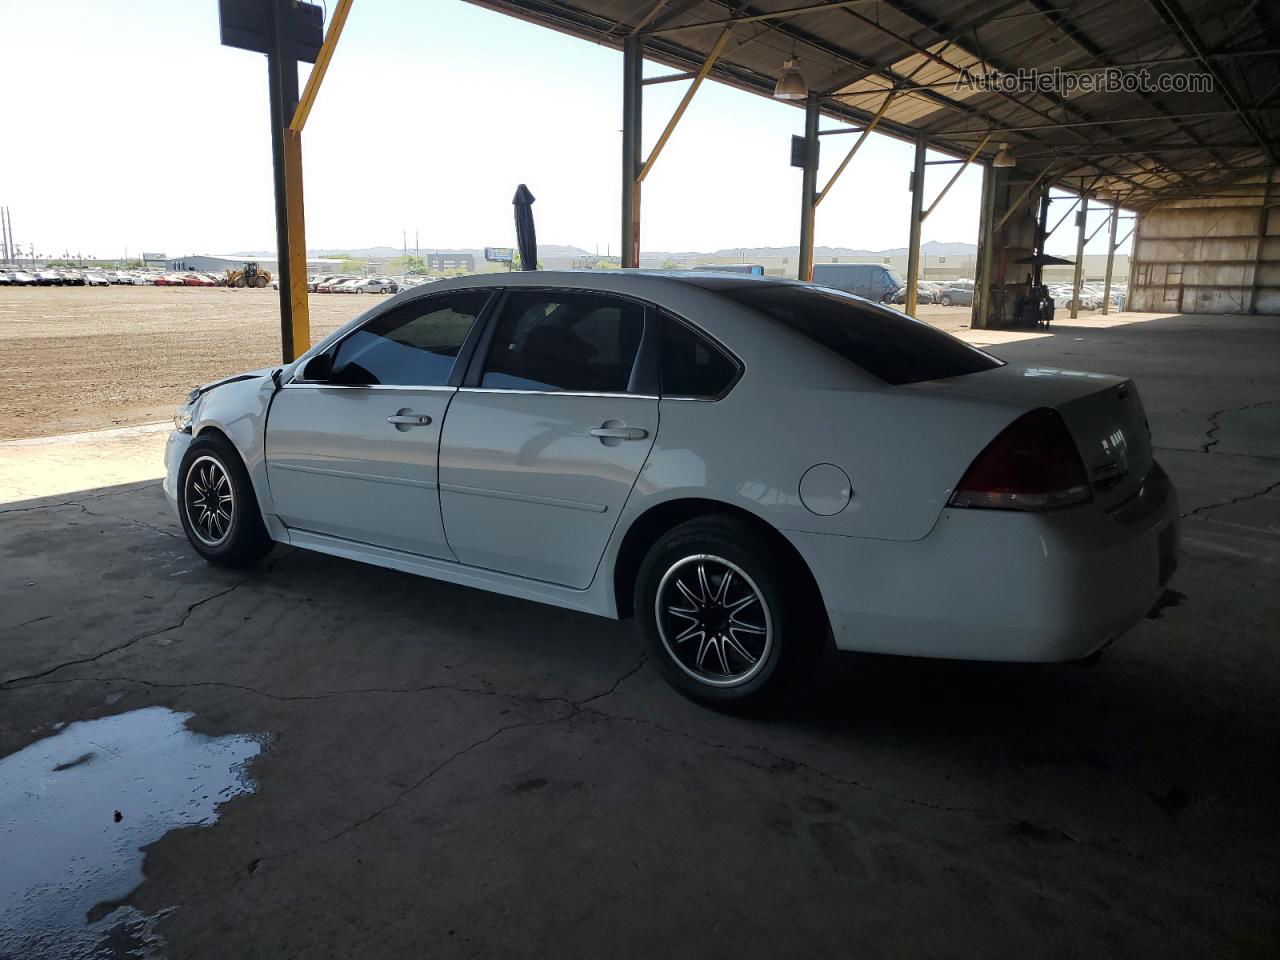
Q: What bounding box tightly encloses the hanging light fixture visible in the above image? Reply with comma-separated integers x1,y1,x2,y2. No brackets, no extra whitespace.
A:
992,142,1016,168
773,58,807,100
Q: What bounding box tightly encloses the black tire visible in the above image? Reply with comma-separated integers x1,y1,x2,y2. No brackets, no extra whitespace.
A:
940,295,952,306
177,433,274,568
634,515,822,711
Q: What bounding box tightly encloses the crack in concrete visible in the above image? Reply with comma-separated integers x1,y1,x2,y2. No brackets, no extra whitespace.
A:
0,481,162,516
1199,400,1273,454
1181,477,1280,519
78,501,183,540
1152,444,1280,462
0,550,294,688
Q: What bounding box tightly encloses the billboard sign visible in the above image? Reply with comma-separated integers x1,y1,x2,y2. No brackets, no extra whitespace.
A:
141,252,166,263
484,246,514,263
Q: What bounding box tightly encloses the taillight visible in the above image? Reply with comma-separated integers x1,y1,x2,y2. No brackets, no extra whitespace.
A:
949,408,1091,511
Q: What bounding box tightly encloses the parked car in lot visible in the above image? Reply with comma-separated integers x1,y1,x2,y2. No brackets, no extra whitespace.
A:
309,274,342,292
316,277,355,293
166,272,1178,709
6,271,39,286
936,283,974,307
350,277,399,294
84,271,112,286
811,262,904,303
889,283,937,306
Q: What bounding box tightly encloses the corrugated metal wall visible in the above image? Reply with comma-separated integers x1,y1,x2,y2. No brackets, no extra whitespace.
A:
1129,178,1278,314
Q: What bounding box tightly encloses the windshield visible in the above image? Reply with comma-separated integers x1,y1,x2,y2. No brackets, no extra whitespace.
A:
690,280,1003,385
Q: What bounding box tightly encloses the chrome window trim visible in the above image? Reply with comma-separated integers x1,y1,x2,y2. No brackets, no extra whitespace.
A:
457,387,658,400
282,383,457,392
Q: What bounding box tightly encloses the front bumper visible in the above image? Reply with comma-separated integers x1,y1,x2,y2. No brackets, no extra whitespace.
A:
789,464,1179,662
162,429,192,517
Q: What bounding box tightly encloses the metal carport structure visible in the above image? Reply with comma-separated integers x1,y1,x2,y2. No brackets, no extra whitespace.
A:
463,0,1279,326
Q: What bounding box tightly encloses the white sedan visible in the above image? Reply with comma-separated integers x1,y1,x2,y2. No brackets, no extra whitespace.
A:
165,272,1178,708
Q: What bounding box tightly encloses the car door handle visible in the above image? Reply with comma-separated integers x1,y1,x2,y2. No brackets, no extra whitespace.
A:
589,426,647,440
387,414,432,426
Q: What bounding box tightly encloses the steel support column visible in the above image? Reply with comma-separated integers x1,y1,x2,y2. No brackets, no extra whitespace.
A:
973,163,998,330
1249,167,1275,314
1102,200,1119,314
797,93,819,282
621,36,643,268
266,0,301,363
905,136,926,316
1033,188,1051,288
1070,186,1089,319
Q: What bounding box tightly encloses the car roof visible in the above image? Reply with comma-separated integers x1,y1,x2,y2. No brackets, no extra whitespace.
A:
414,269,808,299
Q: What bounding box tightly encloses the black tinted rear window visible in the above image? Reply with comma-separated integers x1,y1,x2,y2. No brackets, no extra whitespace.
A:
706,282,1002,385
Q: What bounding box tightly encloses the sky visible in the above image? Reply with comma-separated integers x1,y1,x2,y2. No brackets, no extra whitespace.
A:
0,0,1130,260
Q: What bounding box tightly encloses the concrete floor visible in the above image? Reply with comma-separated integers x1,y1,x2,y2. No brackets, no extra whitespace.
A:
1,312,1277,958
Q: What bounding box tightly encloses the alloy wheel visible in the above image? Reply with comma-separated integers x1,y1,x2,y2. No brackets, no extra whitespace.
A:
655,554,773,687
184,455,235,546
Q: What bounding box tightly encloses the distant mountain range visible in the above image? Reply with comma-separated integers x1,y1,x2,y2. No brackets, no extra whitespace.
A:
228,240,977,261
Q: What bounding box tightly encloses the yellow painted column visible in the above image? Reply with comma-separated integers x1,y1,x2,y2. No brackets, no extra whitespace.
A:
283,129,309,361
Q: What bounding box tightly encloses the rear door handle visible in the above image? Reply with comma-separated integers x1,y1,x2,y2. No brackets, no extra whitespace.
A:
387,413,432,427
589,426,647,440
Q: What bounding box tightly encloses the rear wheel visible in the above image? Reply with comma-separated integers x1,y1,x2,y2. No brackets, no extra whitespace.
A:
177,434,273,568
635,516,821,710
940,295,952,306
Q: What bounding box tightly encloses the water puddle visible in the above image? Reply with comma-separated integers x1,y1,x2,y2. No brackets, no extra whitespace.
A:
0,707,264,958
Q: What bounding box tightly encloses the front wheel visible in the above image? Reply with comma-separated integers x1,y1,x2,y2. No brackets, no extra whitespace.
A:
940,295,952,306
635,516,821,710
177,434,273,567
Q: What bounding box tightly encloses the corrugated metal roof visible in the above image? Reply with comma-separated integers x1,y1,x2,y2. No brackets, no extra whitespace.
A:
466,0,1279,206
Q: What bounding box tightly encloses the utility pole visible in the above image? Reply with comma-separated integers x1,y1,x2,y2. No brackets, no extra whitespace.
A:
1,207,8,264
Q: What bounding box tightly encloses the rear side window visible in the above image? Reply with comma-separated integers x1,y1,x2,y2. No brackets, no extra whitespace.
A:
330,292,489,386
480,291,644,393
659,314,739,398
710,283,1002,385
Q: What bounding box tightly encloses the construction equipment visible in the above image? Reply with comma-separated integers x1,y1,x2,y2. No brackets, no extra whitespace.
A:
224,261,272,288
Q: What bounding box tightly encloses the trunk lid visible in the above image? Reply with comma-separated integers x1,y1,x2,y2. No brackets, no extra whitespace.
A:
909,364,1154,511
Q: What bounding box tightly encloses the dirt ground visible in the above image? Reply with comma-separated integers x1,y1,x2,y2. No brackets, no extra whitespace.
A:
0,286,1042,441
0,287,368,440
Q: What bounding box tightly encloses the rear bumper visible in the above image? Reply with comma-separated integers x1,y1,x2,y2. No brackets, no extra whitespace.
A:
789,464,1179,662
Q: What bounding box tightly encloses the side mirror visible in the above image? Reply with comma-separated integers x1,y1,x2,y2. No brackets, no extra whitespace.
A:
302,352,333,381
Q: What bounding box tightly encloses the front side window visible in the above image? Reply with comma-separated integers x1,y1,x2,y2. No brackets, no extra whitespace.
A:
659,314,739,398
330,292,489,386
479,291,644,393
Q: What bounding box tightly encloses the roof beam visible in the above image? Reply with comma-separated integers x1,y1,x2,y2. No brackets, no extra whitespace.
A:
944,109,1279,135
822,0,1181,197
1021,0,1226,186
641,0,880,36
1142,0,1275,161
